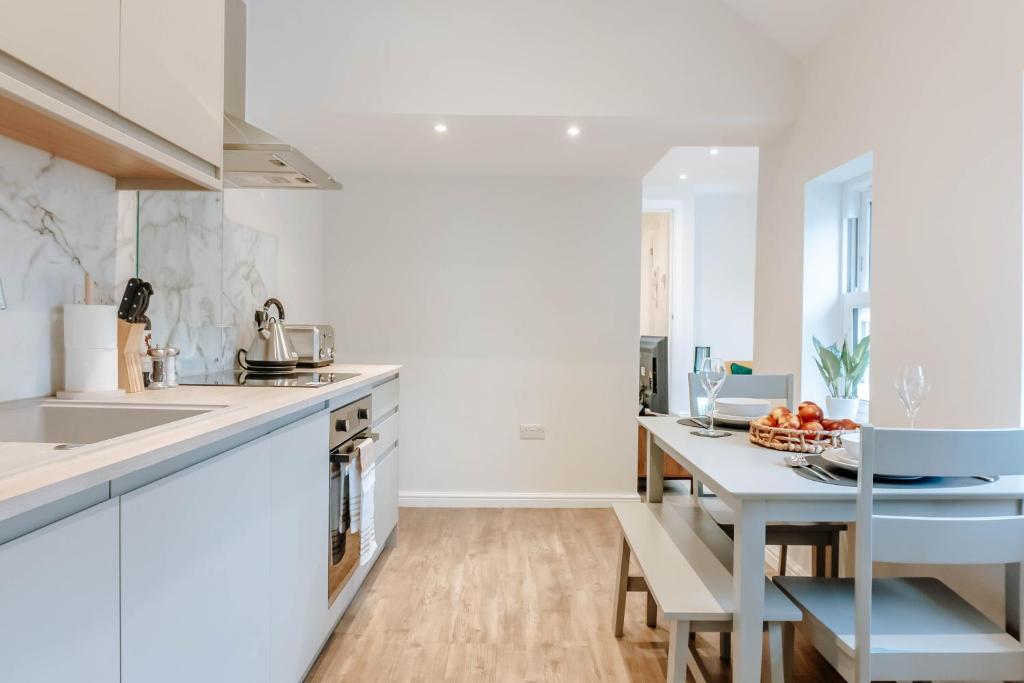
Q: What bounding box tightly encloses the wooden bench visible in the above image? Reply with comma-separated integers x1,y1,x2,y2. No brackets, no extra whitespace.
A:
612,501,801,683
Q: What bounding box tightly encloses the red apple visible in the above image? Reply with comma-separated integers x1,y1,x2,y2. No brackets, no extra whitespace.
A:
769,406,792,423
801,421,825,439
776,413,800,430
797,401,824,423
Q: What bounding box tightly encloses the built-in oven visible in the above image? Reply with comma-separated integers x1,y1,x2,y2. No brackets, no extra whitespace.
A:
328,395,377,604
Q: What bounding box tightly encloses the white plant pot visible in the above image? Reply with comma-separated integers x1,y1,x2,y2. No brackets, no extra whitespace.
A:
826,397,860,421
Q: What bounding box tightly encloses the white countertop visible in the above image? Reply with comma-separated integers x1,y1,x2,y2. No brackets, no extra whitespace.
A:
0,363,400,523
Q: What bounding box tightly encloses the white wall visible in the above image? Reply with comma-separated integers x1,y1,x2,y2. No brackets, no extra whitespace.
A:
800,181,844,407
753,0,1024,619
693,194,757,363
755,0,1024,428
223,190,328,324
323,175,640,505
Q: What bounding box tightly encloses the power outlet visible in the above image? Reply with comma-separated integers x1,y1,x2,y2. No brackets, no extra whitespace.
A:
519,424,546,440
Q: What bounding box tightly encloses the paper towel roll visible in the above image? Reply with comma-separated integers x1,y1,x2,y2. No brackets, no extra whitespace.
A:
64,304,117,350
65,348,119,393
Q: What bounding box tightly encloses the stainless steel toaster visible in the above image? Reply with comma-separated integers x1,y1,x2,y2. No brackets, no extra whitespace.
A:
284,324,336,367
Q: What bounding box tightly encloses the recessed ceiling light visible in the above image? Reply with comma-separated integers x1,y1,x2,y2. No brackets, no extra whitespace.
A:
566,126,581,137
433,123,448,133
679,174,688,180
709,148,720,156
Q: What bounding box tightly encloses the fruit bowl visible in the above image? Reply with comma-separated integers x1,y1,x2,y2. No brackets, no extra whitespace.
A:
748,421,853,454
747,402,859,454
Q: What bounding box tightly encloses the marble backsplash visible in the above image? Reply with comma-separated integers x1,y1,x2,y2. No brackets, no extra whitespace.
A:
136,191,279,376
0,135,131,401
0,131,282,401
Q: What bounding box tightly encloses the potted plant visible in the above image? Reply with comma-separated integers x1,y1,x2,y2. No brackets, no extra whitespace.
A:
812,335,870,420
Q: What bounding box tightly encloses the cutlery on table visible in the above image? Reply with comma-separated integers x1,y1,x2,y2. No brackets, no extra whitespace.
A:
783,453,835,482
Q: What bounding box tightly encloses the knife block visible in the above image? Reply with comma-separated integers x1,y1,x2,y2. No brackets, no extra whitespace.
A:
117,320,146,393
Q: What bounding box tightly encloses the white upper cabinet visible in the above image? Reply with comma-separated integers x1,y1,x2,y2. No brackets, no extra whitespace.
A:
0,0,224,188
0,0,121,109
119,0,226,166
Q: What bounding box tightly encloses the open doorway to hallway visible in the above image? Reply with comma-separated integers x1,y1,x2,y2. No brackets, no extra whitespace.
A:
637,146,760,484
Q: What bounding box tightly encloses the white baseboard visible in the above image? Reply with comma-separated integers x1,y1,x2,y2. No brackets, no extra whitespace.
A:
399,490,642,508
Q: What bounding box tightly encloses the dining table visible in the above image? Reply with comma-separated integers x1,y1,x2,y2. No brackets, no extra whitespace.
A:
638,415,1024,683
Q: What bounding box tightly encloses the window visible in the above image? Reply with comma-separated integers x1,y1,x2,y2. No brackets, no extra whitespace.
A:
842,174,872,399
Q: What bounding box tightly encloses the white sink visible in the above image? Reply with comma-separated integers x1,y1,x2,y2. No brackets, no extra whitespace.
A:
0,400,225,446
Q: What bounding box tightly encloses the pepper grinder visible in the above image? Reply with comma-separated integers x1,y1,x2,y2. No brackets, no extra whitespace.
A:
148,346,180,389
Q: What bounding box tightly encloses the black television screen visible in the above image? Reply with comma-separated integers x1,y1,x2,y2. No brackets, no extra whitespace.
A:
639,335,668,414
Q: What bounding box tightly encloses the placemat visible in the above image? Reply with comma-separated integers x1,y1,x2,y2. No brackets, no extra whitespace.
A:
791,455,998,489
678,418,748,433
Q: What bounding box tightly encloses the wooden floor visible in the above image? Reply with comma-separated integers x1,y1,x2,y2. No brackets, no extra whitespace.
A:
306,507,846,682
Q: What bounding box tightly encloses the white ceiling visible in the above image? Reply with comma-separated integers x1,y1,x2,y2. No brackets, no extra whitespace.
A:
244,0,796,178
644,146,759,196
719,0,864,56
241,113,775,180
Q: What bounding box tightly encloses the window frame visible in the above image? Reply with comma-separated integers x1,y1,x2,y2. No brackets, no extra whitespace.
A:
841,173,872,342
841,173,872,400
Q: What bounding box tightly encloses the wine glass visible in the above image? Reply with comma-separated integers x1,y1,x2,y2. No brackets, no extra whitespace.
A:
699,357,728,436
895,364,931,428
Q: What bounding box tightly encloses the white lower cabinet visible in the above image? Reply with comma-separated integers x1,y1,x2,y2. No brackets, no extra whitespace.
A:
1,394,398,683
120,410,327,683
120,430,274,683
269,412,330,682
0,498,120,683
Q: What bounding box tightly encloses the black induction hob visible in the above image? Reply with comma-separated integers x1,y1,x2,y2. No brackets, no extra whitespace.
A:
179,369,359,388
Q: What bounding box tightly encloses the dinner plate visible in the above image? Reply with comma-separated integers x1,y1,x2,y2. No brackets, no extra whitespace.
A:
820,448,924,480
714,397,771,418
711,411,755,427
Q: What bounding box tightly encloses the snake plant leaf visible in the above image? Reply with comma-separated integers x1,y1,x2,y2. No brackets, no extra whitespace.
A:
813,335,870,398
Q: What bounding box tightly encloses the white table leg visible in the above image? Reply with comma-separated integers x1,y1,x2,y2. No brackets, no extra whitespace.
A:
647,430,664,504
732,500,766,683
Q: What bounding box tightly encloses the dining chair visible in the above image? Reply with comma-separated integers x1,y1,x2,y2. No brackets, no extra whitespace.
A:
686,371,793,418
686,372,843,578
775,426,1024,682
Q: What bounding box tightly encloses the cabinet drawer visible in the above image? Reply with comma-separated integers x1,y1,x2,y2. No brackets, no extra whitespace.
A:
372,378,399,421
375,412,399,452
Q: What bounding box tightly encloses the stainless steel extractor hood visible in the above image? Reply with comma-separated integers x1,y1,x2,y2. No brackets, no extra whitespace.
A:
223,0,341,190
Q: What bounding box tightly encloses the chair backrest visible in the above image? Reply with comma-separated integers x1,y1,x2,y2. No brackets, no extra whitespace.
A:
686,372,793,416
854,425,1024,681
